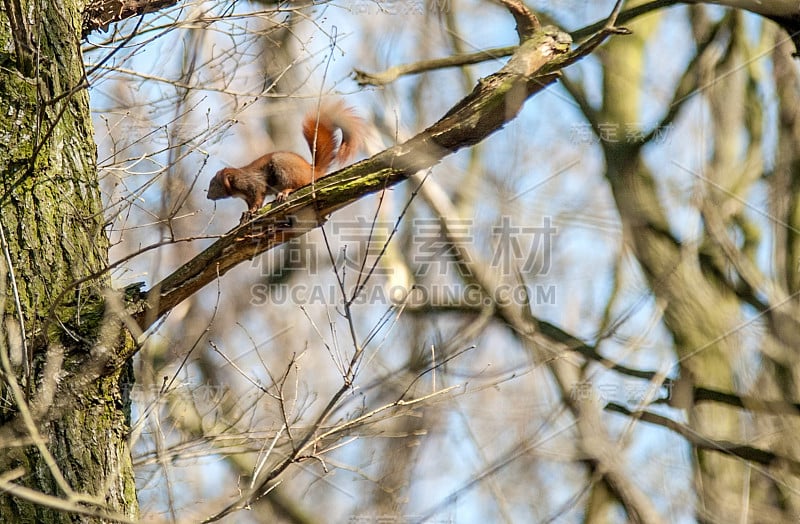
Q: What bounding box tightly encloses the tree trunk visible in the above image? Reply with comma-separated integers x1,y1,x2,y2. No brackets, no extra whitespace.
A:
0,1,137,521
599,7,746,521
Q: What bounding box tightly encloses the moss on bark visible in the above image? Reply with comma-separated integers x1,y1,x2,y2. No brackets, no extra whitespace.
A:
0,0,138,521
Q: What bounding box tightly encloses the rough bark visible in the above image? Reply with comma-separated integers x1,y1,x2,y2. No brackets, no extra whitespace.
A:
0,0,137,521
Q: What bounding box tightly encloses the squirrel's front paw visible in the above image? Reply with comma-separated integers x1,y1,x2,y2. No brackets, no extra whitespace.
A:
275,189,292,203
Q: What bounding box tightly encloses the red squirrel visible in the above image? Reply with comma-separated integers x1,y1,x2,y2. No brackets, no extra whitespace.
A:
207,100,364,218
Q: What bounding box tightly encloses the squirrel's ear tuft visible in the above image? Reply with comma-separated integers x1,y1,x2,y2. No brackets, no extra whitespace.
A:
222,169,233,194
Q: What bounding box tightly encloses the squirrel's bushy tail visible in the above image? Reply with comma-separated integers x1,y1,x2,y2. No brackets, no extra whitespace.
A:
302,100,365,175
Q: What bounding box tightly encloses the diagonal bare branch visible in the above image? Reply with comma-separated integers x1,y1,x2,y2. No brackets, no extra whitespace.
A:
134,25,574,331
606,403,800,474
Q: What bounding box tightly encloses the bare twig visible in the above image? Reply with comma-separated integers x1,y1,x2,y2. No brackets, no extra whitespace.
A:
354,46,517,87
606,403,800,474
0,473,134,524
202,382,458,522
356,0,663,87
415,171,664,524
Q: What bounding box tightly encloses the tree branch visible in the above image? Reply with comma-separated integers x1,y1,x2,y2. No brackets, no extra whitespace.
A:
606,403,800,473
492,0,540,40
134,25,574,331
356,0,669,87
82,0,180,37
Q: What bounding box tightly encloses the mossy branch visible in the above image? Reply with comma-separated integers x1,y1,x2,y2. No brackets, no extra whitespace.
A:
133,25,580,330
